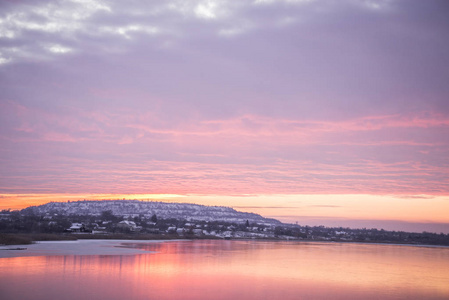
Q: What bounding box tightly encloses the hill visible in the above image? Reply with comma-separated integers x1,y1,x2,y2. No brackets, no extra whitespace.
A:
21,200,282,226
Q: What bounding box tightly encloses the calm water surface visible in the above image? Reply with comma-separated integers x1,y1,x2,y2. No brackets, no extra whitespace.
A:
1,240,448,299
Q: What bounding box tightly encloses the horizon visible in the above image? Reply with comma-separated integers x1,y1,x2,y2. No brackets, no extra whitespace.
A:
1,1,449,234
5,197,449,234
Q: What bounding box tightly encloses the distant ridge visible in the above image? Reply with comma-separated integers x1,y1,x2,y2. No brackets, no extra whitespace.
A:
21,200,282,226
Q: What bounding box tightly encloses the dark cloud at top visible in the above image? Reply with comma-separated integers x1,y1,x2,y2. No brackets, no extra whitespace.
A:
1,0,448,119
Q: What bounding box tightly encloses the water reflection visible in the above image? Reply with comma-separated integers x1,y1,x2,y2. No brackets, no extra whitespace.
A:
1,241,448,300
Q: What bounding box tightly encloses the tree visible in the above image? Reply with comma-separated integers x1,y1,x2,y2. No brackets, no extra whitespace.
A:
245,220,250,227
151,214,158,223
101,210,115,221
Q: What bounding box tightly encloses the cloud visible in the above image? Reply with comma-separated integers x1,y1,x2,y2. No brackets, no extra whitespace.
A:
1,0,448,199
2,0,448,117
46,44,73,53
308,205,341,208
393,195,436,200
1,95,448,197
233,206,300,209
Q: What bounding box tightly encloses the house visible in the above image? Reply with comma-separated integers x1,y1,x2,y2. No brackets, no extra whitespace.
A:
67,223,85,232
117,220,141,232
222,231,233,239
166,226,177,233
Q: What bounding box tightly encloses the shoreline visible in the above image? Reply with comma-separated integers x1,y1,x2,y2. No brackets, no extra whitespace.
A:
2,232,449,249
0,232,219,246
0,239,175,258
2,238,449,259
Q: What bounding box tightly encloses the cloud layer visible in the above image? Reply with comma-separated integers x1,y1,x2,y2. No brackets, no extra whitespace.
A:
1,0,448,197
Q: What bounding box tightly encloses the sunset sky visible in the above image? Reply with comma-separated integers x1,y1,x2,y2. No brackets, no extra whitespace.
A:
1,0,448,233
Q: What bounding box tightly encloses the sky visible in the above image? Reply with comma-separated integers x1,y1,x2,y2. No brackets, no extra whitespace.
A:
1,0,449,233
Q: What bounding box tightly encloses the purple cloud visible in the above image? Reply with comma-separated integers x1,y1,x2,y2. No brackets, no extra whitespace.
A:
1,0,448,199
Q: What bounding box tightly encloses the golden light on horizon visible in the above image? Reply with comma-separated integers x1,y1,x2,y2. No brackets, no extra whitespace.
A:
1,193,449,229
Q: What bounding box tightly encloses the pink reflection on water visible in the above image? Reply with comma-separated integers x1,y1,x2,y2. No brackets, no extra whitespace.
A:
1,240,448,300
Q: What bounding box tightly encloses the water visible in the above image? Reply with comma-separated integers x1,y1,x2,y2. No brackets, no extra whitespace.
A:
1,240,448,299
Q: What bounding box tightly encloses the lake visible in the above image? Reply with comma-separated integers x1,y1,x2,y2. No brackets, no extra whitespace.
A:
1,240,448,299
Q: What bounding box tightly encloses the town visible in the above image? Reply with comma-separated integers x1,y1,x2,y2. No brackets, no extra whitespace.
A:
1,202,449,246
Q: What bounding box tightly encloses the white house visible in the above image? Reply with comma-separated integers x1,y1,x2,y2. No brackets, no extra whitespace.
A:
68,223,85,232
117,220,141,231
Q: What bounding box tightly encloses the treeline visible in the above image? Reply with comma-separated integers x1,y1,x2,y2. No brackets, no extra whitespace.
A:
0,209,258,235
276,224,449,246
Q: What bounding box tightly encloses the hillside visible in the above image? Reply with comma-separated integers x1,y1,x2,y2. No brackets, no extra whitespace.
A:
21,200,281,226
